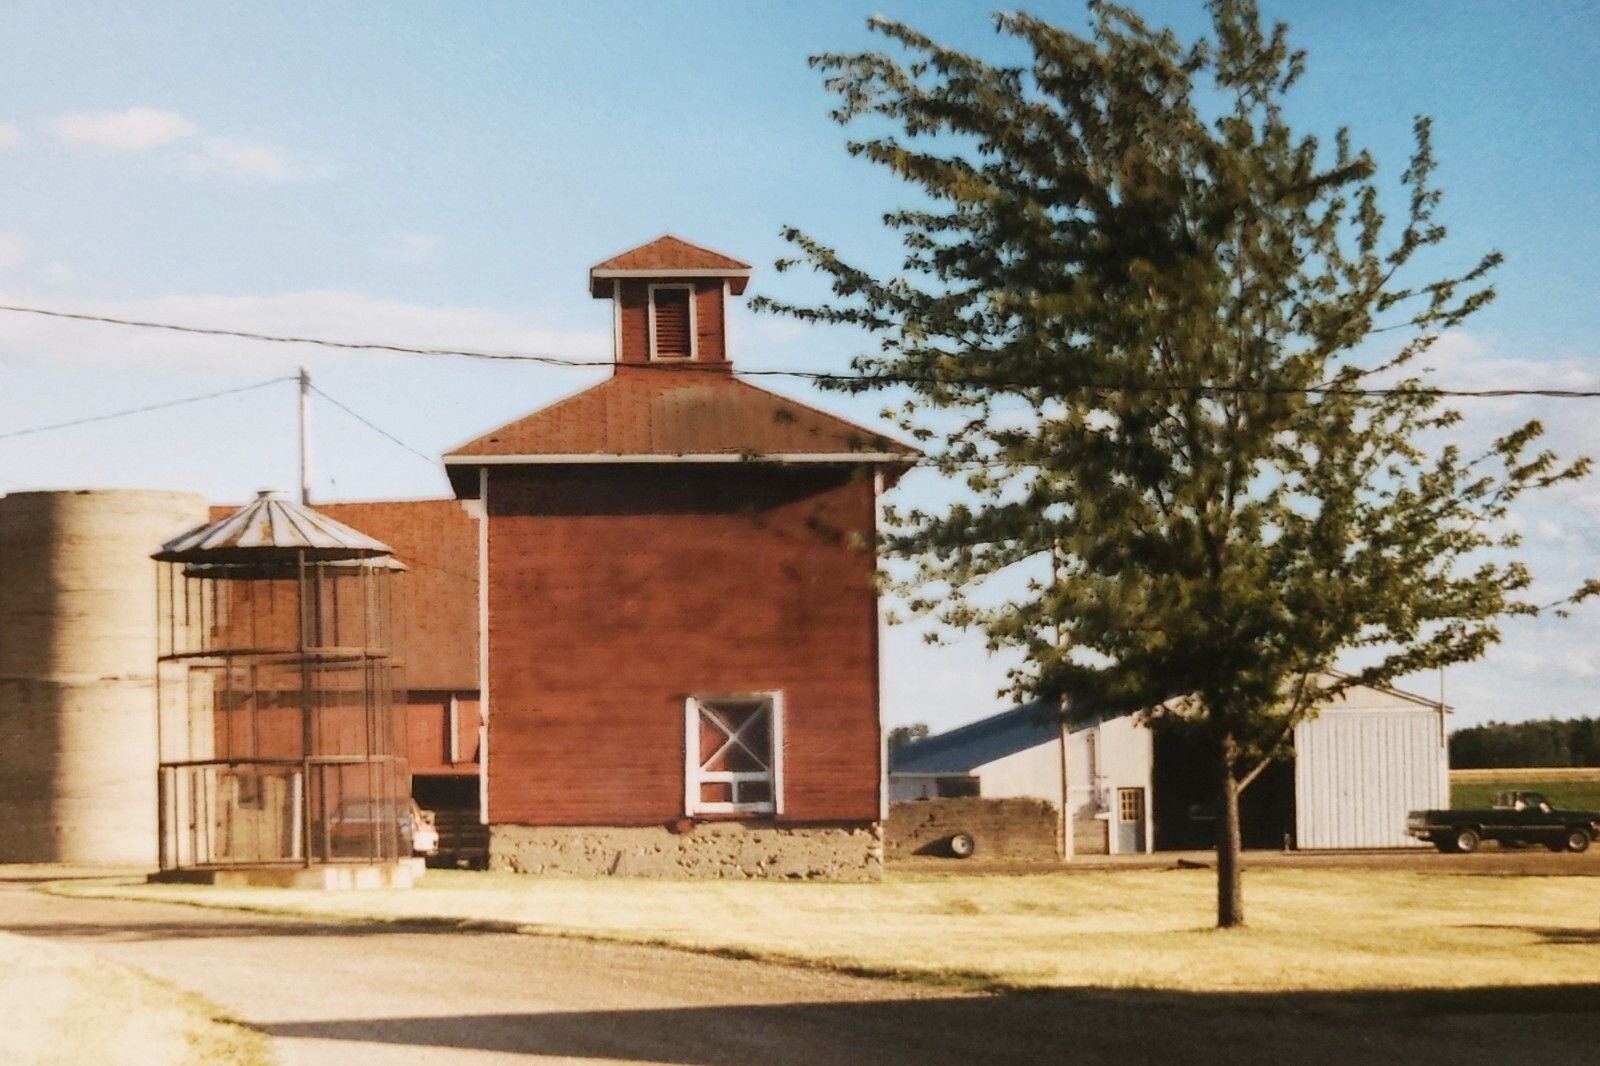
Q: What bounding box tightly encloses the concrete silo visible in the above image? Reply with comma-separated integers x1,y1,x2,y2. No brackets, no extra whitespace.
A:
0,489,209,864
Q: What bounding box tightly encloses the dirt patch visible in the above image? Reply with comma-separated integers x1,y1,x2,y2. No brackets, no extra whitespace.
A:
0,929,271,1066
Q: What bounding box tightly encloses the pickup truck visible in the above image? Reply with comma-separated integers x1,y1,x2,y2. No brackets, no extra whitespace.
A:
1407,791,1600,854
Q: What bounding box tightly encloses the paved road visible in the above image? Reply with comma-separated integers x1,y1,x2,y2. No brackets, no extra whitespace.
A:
2,877,1596,1066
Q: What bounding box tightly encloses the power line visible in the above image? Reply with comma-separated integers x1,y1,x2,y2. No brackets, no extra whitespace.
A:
308,383,435,464
0,300,1597,400
0,302,591,369
401,553,478,587
0,375,294,443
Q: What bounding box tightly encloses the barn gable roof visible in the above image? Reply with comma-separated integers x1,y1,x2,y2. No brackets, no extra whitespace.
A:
206,497,478,692
589,235,752,296
443,371,919,480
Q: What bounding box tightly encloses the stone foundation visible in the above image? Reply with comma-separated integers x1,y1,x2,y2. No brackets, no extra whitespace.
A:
488,821,883,880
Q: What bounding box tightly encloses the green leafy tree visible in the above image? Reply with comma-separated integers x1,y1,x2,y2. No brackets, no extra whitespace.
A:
757,0,1593,926
888,723,933,750
1451,718,1600,769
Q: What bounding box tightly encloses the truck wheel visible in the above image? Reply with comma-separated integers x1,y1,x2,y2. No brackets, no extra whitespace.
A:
1565,829,1591,854
1453,828,1481,854
948,832,976,859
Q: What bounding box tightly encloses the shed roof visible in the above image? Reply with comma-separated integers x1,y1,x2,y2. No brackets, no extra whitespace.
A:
891,675,1448,777
159,490,394,563
589,235,752,296
443,370,918,485
890,701,1063,775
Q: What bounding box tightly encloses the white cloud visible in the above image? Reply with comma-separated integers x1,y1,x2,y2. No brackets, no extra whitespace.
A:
40,262,73,285
0,235,30,271
371,231,440,266
51,107,196,151
0,122,21,147
182,136,319,183
0,288,616,505
1367,331,1600,725
47,109,319,182
1558,652,1597,679
0,288,611,375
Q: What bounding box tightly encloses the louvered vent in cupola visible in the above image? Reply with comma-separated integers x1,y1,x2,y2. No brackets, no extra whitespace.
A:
650,285,694,360
590,237,750,367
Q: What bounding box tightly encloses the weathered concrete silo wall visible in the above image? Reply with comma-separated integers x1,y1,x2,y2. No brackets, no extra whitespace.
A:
0,490,208,864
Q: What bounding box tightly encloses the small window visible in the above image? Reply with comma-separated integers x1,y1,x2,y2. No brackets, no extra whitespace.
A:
686,695,779,815
1118,787,1145,823
650,285,694,360
935,777,979,798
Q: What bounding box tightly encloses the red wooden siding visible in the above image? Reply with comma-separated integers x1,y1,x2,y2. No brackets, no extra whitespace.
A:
617,280,648,364
406,692,483,774
614,279,727,366
208,499,480,692
484,464,882,826
315,500,479,692
694,281,726,364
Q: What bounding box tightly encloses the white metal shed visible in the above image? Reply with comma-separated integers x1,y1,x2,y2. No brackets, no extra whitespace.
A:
1293,683,1449,849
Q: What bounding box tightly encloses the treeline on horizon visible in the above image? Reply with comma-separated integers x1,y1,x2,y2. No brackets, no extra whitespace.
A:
1450,717,1600,769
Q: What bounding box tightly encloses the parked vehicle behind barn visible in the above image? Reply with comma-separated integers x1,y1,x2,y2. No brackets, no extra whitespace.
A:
1407,791,1600,854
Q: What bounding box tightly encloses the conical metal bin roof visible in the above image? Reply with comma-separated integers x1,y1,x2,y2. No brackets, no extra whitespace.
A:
154,490,397,564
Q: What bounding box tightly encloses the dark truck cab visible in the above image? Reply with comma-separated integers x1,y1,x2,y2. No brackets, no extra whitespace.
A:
1407,791,1600,854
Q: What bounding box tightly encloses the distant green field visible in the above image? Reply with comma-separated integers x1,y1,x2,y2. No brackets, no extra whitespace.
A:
1451,768,1600,810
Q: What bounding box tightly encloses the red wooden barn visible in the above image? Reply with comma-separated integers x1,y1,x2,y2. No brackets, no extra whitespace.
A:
424,236,917,877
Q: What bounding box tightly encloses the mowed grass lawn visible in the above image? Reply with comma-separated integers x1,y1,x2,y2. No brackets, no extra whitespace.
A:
54,867,1600,996
1452,767,1600,810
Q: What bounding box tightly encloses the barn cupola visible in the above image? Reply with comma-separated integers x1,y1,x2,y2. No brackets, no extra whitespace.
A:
589,235,751,370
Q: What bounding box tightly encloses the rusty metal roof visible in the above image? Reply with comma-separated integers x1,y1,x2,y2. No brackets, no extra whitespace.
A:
589,235,752,296
443,370,920,467
313,499,477,691
156,490,396,563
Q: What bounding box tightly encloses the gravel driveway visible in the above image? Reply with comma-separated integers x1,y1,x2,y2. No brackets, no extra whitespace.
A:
2,876,1595,1066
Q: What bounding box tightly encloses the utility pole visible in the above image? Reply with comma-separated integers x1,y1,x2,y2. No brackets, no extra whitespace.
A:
1060,709,1073,862
1051,535,1073,862
297,367,311,505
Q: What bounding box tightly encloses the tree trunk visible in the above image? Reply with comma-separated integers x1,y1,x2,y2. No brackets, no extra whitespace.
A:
1216,731,1244,928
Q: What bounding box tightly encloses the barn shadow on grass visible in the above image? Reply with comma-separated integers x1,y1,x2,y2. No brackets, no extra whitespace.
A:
0,915,508,943
257,985,1600,1066
1465,923,1600,944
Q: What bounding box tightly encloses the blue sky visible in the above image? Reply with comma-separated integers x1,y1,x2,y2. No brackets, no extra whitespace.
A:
0,1,1597,732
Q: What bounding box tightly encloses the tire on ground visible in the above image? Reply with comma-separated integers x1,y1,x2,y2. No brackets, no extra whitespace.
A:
1565,828,1592,854
948,832,976,859
1453,827,1481,854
